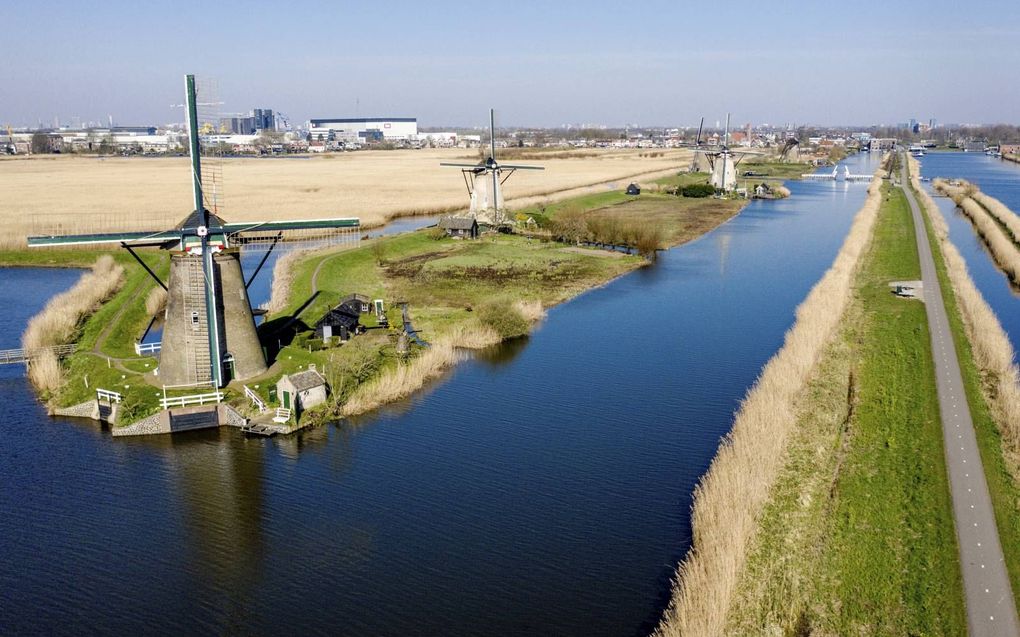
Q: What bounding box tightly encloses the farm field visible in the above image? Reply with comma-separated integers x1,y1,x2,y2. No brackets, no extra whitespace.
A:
0,148,689,247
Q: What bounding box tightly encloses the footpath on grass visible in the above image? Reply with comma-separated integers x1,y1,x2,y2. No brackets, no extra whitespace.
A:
899,159,1020,636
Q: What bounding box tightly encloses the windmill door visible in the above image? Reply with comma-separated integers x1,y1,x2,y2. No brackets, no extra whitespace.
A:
282,391,291,410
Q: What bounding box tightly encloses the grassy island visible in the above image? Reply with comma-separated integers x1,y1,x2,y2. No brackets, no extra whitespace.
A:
8,170,752,430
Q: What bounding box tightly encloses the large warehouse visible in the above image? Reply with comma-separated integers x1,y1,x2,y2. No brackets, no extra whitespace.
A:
308,117,418,143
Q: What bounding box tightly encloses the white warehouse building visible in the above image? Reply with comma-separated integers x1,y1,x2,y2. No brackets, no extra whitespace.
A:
308,117,418,143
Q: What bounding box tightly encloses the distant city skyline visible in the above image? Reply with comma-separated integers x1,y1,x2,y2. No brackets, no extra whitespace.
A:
3,0,1019,129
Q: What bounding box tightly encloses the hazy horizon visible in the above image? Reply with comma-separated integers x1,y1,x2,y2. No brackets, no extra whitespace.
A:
4,0,1019,129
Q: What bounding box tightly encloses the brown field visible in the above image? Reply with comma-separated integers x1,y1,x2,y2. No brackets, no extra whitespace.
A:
0,148,689,247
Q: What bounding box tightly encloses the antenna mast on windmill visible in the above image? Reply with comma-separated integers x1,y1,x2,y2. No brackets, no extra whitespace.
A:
440,108,544,229
28,74,361,392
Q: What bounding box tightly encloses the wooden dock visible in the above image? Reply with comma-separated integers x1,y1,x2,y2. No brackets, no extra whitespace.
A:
0,344,77,365
240,422,277,437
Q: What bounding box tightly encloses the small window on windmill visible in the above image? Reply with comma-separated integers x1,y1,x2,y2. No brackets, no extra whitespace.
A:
191,311,200,329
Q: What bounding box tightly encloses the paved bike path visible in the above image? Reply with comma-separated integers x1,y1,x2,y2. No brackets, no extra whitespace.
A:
900,160,1019,636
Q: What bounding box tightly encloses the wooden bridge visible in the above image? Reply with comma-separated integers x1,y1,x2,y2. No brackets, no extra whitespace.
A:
0,344,77,365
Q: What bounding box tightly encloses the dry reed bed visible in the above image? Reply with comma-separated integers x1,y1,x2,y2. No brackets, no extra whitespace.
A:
934,178,1020,285
973,191,1020,243
910,157,1020,475
341,300,544,416
0,149,689,249
654,166,887,637
22,255,125,392
145,287,167,316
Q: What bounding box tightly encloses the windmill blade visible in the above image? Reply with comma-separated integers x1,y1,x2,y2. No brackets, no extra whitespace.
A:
440,162,487,169
695,117,704,146
27,229,179,248
225,217,361,251
495,163,545,171
223,218,360,234
489,108,496,160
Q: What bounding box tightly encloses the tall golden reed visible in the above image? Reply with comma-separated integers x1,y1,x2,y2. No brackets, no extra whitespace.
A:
23,255,125,392
934,179,1020,285
341,300,545,416
145,287,167,316
910,157,1020,474
654,166,887,637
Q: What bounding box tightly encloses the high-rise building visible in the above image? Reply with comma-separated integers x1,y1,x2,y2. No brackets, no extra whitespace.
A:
219,116,257,135
252,109,275,131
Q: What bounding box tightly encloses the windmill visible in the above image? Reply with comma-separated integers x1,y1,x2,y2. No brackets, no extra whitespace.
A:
691,114,763,192
440,109,543,228
27,75,360,389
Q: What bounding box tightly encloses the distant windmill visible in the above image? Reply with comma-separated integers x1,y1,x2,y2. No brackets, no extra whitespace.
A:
691,113,763,192
28,75,360,389
440,109,543,227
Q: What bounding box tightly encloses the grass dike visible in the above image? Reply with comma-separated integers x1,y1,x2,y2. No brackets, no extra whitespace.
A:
715,172,967,635
653,162,889,637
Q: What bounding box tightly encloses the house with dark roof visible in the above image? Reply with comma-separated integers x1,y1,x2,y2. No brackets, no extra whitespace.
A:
625,182,641,195
314,300,363,342
277,369,327,413
341,293,372,314
439,215,479,239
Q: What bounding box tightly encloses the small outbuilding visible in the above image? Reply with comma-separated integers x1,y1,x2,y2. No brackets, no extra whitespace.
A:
277,369,328,414
315,300,363,342
625,182,641,195
439,215,479,239
341,293,372,314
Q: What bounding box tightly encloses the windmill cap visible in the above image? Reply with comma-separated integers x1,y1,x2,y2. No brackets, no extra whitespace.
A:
176,209,226,231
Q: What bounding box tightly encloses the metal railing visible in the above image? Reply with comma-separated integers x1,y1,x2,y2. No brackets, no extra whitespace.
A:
159,391,224,410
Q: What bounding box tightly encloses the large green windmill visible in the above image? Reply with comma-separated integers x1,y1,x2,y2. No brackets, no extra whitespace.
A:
28,75,360,389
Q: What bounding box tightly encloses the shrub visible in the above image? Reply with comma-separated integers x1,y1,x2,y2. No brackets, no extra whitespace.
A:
681,183,715,198
477,300,530,339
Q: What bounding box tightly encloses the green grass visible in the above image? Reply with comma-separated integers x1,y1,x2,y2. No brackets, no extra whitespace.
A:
736,159,813,180
913,180,1020,608
6,247,174,423
726,184,965,635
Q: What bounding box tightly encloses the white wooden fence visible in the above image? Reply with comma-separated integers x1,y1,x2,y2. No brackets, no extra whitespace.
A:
160,392,224,410
96,388,122,403
134,342,162,355
244,385,267,413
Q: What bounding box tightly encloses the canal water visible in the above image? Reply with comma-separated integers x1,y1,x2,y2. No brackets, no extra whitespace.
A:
918,153,1020,353
0,153,880,636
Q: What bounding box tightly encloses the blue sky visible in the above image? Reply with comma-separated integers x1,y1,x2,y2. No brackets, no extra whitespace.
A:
2,0,1019,128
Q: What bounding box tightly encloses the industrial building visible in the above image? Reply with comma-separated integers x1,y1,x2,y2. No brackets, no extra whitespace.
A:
308,117,418,144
